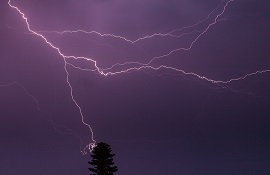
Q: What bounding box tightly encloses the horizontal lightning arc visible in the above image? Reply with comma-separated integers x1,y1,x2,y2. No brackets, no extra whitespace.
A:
38,0,226,44
38,1,234,73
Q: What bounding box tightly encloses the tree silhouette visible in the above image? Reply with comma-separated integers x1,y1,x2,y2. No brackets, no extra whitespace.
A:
88,142,118,175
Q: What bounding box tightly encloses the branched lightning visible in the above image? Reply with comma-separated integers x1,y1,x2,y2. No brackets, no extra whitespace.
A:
37,1,234,73
0,82,91,154
0,82,40,110
7,0,97,153
7,0,270,154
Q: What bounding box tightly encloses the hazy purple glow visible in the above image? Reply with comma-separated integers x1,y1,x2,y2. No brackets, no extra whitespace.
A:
1,0,270,175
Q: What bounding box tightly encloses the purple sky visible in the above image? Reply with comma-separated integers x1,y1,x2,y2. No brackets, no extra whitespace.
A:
1,0,270,174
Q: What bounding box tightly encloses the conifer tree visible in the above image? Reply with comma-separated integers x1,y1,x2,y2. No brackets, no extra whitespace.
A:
88,142,118,175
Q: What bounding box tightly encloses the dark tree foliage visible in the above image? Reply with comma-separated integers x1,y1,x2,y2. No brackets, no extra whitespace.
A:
88,142,118,175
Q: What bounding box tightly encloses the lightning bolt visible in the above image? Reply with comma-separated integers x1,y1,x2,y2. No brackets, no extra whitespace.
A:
6,0,270,154
0,82,92,154
7,0,97,154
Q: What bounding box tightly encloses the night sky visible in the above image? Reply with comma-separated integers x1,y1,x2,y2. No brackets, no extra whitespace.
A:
1,0,270,175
